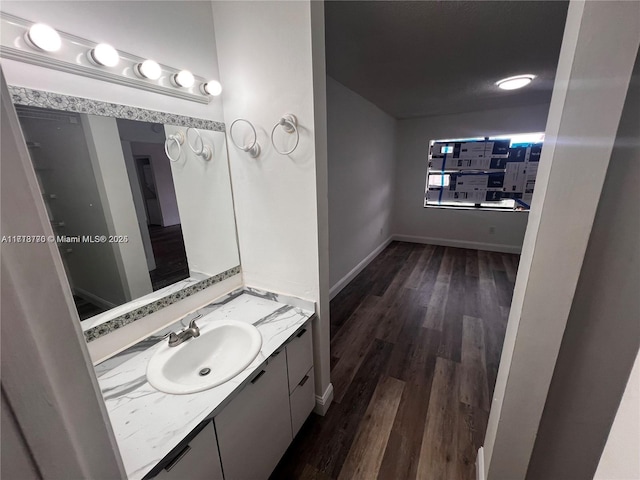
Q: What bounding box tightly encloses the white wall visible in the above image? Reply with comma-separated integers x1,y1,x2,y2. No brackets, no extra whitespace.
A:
310,0,333,414
483,2,639,477
595,352,640,480
212,0,320,300
525,45,640,479
327,76,397,291
83,115,153,301
0,1,224,121
165,125,239,277
394,104,551,253
212,1,331,405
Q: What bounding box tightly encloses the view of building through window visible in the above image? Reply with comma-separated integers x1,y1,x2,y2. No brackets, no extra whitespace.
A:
425,133,545,210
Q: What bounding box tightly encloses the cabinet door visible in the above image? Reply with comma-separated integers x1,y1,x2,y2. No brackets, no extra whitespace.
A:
285,327,313,394
154,422,223,480
290,367,315,437
215,351,292,480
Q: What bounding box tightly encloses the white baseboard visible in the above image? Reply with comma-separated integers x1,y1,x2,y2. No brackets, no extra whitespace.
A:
72,287,117,310
329,236,393,300
314,382,334,416
393,234,522,254
476,446,485,480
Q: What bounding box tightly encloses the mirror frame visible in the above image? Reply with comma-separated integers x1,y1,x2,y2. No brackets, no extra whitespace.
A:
9,85,241,342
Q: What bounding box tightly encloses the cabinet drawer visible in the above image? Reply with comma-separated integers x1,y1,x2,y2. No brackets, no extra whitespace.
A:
286,326,313,394
215,351,292,480
153,422,223,480
290,367,315,437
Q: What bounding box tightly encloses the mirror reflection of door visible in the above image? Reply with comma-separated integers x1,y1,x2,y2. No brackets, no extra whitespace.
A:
136,157,162,226
130,155,189,292
117,122,191,294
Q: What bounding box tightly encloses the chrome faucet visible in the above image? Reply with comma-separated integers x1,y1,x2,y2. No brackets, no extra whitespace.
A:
168,318,200,347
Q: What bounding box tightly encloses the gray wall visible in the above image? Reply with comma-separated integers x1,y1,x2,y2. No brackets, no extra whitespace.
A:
327,76,397,288
393,104,551,253
526,50,640,480
1,390,40,479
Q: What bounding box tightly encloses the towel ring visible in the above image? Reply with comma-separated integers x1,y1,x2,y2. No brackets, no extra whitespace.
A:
164,131,185,162
229,118,260,158
271,114,299,155
186,127,212,161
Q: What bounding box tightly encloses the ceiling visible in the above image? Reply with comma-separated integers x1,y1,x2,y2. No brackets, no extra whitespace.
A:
325,1,569,119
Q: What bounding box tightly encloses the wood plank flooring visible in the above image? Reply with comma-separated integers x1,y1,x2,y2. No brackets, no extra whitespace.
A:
148,224,189,291
271,242,518,480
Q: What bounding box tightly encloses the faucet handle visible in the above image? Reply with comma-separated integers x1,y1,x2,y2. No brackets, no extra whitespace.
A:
188,318,199,330
168,332,180,346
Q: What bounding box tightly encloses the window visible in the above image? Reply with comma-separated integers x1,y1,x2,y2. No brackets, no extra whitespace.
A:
424,133,544,210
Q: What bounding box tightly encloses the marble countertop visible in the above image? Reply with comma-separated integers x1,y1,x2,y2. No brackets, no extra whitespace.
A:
95,288,315,480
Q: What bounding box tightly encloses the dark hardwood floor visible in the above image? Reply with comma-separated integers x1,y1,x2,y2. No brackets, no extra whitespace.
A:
148,224,190,291
271,242,519,480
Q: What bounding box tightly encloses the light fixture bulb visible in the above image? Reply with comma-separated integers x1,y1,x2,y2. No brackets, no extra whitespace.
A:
26,23,61,52
136,59,162,80
173,70,195,88
90,43,119,67
202,80,222,96
496,74,535,90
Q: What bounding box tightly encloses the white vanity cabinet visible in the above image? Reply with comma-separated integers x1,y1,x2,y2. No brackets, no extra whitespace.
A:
150,324,316,480
153,422,223,480
214,350,292,480
214,325,316,479
285,327,315,437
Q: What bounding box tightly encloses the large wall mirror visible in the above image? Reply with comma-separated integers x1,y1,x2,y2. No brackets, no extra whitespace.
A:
10,87,240,341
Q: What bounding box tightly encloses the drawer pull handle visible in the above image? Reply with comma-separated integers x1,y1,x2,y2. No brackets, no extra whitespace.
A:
296,328,307,338
251,370,266,384
165,445,191,472
299,375,310,387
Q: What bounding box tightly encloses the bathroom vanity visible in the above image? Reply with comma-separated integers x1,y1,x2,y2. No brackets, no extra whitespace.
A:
5,84,324,480
96,289,316,480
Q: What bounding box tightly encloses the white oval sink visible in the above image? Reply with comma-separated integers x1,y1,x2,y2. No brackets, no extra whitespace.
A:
147,320,262,394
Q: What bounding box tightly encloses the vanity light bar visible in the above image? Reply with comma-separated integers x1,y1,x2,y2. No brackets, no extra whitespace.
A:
0,13,222,104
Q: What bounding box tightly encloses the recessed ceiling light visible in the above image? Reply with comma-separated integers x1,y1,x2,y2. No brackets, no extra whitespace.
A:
25,23,61,52
201,80,222,96
173,70,195,88
135,59,162,80
89,43,119,67
496,75,535,90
